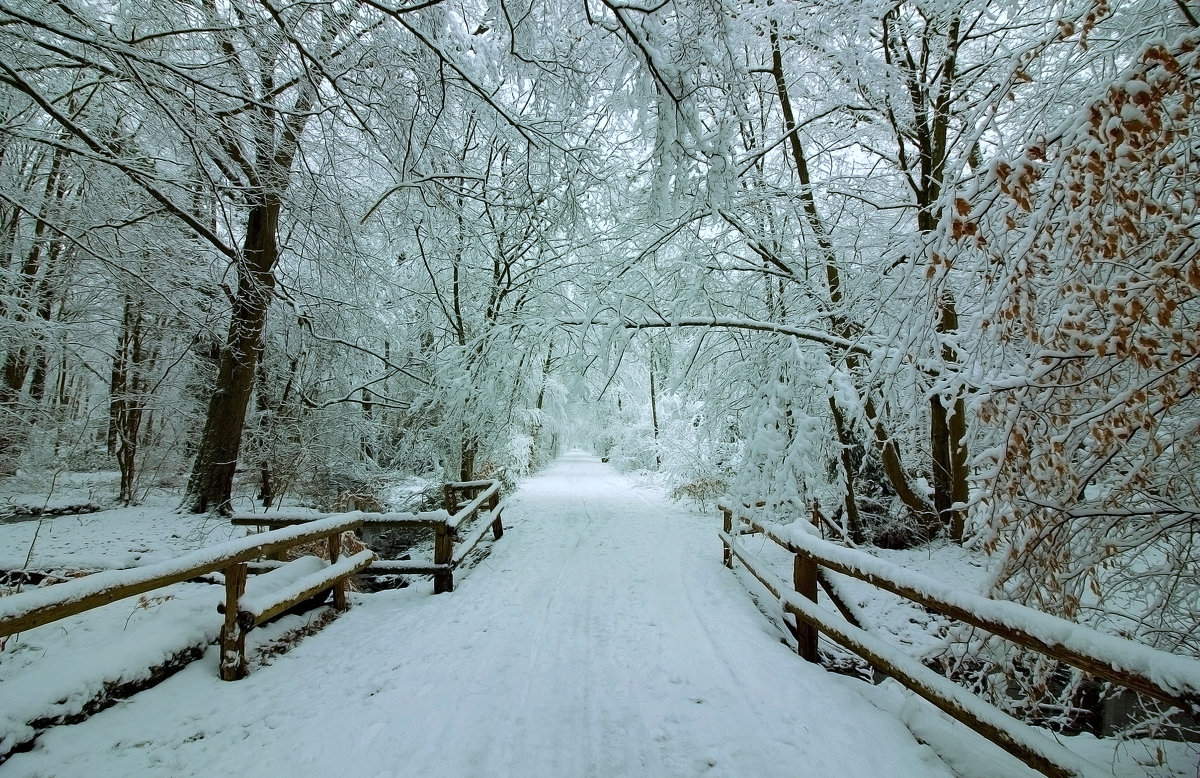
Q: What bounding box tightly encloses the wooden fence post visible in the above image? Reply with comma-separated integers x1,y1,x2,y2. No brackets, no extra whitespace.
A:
489,489,504,540
443,484,457,515
722,508,733,568
220,562,249,681
328,533,348,611
793,553,819,662
433,522,454,594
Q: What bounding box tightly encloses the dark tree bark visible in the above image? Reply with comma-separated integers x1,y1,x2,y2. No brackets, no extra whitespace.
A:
828,398,865,543
114,298,147,503
107,308,130,456
361,387,376,462
883,6,969,540
0,148,63,474
649,362,660,468
186,197,280,513
933,296,969,540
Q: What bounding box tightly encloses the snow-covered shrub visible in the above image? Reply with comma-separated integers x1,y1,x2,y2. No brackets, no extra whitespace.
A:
730,346,838,521
957,33,1200,733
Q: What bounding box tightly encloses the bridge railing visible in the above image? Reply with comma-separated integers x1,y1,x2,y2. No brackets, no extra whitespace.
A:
719,504,1200,778
232,479,505,594
0,480,506,682
0,515,372,681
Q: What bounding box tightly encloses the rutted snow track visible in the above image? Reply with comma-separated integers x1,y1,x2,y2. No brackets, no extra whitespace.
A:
3,453,952,777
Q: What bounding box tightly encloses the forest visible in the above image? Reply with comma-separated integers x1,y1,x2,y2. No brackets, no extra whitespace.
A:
1,0,1197,742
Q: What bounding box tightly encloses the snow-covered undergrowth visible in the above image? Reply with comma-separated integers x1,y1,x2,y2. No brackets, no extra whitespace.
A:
0,487,242,573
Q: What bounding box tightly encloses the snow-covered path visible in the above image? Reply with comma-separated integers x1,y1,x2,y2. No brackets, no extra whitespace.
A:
4,453,951,777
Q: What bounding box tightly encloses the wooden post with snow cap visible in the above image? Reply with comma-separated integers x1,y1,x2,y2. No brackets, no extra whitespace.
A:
433,522,454,594
328,533,348,610
434,483,457,594
721,507,733,568
220,562,249,681
488,488,504,540
793,554,819,662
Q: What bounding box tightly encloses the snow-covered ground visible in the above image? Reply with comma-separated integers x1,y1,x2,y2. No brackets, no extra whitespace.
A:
0,494,242,573
1,453,1196,776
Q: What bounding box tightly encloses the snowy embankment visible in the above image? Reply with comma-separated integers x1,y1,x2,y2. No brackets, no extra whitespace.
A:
1,453,1196,776
0,506,368,761
0,493,237,759
0,581,220,758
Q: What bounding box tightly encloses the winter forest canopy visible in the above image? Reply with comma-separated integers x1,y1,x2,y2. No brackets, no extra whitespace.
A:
1,0,1198,732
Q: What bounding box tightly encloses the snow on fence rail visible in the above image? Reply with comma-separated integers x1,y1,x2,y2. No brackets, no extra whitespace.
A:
719,504,1200,778
0,515,373,681
231,479,505,595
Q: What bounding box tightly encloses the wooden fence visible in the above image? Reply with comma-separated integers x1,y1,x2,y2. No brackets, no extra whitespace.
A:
720,504,1200,778
231,479,505,595
0,516,373,681
0,480,505,683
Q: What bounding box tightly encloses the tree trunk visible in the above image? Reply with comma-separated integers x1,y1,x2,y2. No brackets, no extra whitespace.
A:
863,394,938,529
828,398,865,542
254,359,275,509
361,387,376,462
930,396,953,530
928,295,968,540
934,295,968,541
884,6,968,541
649,363,660,468
186,197,279,513
117,300,146,504
259,460,275,509
108,303,131,456
460,438,476,482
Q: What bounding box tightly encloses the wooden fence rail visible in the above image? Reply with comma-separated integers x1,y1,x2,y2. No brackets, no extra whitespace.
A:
720,504,1200,778
231,479,505,595
0,515,372,681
